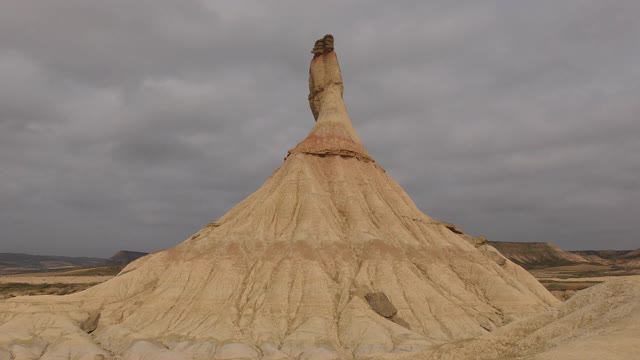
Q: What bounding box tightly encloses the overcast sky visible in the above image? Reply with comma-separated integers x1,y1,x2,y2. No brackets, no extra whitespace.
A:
1,1,639,256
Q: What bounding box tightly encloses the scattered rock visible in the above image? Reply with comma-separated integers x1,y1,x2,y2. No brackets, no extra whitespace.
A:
365,292,411,329
493,253,507,266
477,316,497,332
391,315,410,329
365,292,397,318
443,222,464,234
80,312,100,333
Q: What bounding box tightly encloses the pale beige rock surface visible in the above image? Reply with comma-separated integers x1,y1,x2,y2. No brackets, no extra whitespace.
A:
0,35,636,360
368,276,640,360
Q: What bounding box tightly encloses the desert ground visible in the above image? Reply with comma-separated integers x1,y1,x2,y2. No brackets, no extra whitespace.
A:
3,259,637,302
1,258,638,359
0,268,118,299
0,251,146,299
531,264,640,300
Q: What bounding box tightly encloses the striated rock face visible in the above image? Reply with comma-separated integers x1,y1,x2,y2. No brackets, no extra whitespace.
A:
0,35,561,360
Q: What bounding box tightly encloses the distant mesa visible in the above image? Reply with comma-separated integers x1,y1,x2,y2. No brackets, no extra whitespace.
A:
0,250,148,275
488,241,588,269
572,249,640,261
108,250,148,266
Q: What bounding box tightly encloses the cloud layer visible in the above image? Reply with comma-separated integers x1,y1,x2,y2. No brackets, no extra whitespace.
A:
1,1,639,256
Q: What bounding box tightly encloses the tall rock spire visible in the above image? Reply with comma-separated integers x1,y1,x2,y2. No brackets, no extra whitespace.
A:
288,34,372,161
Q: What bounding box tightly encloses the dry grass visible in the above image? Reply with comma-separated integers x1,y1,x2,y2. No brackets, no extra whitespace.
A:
0,265,118,299
529,263,640,279
528,263,639,300
538,279,602,291
0,282,100,298
57,266,123,276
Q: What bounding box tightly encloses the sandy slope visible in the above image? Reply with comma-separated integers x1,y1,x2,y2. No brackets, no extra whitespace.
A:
370,276,640,360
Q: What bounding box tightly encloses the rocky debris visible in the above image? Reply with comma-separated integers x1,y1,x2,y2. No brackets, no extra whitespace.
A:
448,228,514,268
440,222,488,248
391,314,411,329
80,312,100,333
364,292,412,329
443,222,464,234
461,234,488,248
473,241,508,267
365,292,398,318
477,316,497,332
311,34,334,56
490,251,508,266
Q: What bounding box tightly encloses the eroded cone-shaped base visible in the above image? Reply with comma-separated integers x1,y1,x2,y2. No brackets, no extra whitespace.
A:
0,154,558,359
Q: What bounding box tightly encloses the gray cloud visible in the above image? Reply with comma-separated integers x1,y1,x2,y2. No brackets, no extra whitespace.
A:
1,1,639,256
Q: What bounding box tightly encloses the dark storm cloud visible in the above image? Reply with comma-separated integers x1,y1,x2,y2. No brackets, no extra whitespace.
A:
1,1,638,256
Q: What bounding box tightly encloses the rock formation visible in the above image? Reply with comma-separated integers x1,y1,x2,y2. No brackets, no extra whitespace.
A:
3,35,637,360
108,251,148,266
489,241,588,268
311,34,334,56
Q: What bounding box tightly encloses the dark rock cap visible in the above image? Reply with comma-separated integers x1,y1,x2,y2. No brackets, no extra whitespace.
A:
311,34,335,56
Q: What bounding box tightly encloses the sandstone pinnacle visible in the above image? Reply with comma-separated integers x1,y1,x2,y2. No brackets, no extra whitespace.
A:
290,35,373,162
